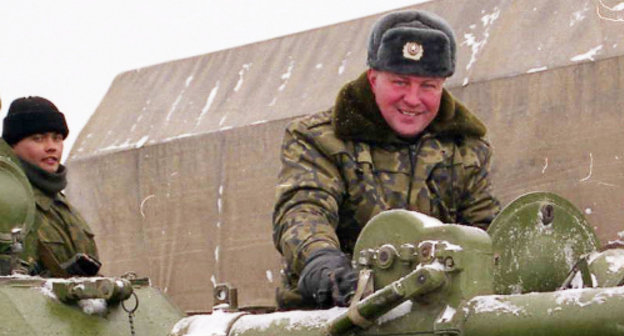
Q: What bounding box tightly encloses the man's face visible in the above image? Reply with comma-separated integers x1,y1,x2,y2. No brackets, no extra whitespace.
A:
367,69,445,138
12,132,64,173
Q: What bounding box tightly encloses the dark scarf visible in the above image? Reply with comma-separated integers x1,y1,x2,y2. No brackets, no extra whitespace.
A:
332,72,487,144
19,158,67,196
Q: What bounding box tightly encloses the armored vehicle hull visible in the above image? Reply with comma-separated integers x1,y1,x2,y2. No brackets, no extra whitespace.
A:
0,276,184,336
169,203,624,336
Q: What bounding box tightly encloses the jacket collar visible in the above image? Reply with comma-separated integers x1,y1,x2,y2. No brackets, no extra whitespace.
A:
332,72,487,144
32,186,69,212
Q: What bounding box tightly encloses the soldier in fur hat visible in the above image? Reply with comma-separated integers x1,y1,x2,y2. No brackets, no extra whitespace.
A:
273,10,500,309
2,96,101,277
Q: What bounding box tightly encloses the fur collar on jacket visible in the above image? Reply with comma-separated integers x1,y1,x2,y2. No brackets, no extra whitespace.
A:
332,72,487,144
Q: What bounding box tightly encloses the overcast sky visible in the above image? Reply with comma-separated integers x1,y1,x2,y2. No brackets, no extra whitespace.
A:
0,1,428,156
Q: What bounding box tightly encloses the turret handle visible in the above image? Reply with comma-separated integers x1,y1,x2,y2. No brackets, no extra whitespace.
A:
326,266,446,336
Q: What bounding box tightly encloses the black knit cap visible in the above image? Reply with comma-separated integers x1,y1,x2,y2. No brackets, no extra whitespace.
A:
2,96,69,145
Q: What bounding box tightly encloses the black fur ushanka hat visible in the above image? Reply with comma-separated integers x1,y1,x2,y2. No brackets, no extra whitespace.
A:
367,10,456,78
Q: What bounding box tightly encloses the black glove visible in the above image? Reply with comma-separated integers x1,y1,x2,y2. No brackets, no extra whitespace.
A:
60,253,101,276
297,248,358,308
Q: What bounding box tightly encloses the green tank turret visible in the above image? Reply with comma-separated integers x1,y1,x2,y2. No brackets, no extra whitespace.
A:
169,192,624,336
488,192,601,294
0,138,35,275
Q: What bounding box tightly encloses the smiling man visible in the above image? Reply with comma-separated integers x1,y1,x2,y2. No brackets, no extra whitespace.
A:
2,96,100,277
272,10,500,309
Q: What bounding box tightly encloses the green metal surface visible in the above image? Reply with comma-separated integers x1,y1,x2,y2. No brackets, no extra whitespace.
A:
0,139,35,239
347,210,494,336
588,249,624,287
0,139,34,274
52,278,133,303
0,276,184,336
461,287,624,336
353,210,494,298
228,309,339,336
174,285,624,336
327,266,446,336
488,192,600,294
563,249,624,288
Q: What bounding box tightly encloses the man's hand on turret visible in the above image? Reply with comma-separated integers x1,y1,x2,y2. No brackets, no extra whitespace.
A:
297,248,358,308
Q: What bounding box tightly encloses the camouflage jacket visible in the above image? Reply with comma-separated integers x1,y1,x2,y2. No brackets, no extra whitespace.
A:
273,73,500,299
21,174,99,277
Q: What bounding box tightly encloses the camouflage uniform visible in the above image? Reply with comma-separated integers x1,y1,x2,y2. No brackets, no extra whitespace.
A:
273,72,500,307
21,185,99,276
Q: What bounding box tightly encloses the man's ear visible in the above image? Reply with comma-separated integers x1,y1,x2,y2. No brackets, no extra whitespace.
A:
366,69,378,93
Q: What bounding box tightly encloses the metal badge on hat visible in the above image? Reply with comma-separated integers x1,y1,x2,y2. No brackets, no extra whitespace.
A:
403,42,423,61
